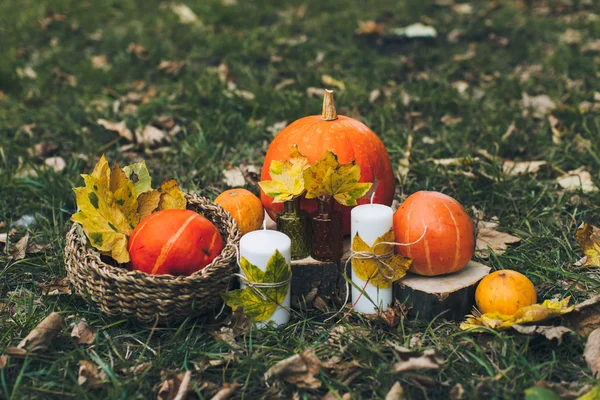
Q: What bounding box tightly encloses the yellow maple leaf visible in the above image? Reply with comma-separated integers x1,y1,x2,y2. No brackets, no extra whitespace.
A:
137,190,161,220
304,151,372,205
258,145,308,202
158,179,187,210
460,297,574,331
575,222,600,267
351,228,412,288
110,163,139,229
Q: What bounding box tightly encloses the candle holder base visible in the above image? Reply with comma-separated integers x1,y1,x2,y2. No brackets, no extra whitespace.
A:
393,261,491,321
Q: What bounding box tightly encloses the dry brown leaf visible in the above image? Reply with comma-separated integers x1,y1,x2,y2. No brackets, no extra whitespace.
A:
120,361,152,376
450,383,465,400
568,295,600,336
556,167,598,193
127,43,149,60
369,89,381,103
91,55,111,70
385,382,406,400
38,277,72,296
135,125,168,146
211,327,245,352
511,325,573,344
6,312,65,354
307,87,325,98
582,39,600,53
264,348,322,389
501,121,516,141
16,66,37,80
276,35,308,46
167,3,201,25
453,44,476,62
78,360,107,390
97,119,133,142
391,347,444,373
502,160,547,176
158,371,192,400
71,319,96,345
321,75,345,91
584,328,600,378
520,93,555,118
222,165,259,187
274,78,295,91
29,141,57,158
475,217,520,259
560,29,582,44
156,60,186,76
0,355,7,369
9,233,29,260
45,156,66,173
211,382,240,400
452,3,473,14
441,114,463,126
548,115,564,145
52,67,77,87
38,9,68,30
356,20,385,36
447,28,463,43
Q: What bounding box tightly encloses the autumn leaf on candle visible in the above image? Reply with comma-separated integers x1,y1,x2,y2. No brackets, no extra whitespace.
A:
575,222,600,267
259,145,309,202
304,151,372,206
222,250,291,322
351,228,412,288
71,155,187,263
460,297,574,331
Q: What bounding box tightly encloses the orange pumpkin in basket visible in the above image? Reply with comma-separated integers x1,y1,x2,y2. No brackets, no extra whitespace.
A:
475,270,537,315
260,90,395,234
215,188,264,235
128,209,223,275
393,191,474,276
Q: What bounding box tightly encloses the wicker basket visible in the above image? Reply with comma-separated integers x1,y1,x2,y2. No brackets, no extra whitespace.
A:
64,193,241,324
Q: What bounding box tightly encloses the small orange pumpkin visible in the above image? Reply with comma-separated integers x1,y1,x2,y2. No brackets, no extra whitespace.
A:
128,209,224,275
393,191,474,276
475,270,537,315
215,188,264,235
260,90,395,234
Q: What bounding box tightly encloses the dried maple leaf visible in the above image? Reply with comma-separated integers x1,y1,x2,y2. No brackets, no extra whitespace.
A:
97,119,133,142
71,319,96,345
351,229,411,288
557,167,598,193
264,348,322,389
78,360,107,390
127,43,149,60
575,222,600,267
135,125,168,146
9,233,29,260
259,145,308,202
157,179,186,210
461,298,574,331
5,312,65,355
38,277,71,296
390,346,444,373
584,328,600,378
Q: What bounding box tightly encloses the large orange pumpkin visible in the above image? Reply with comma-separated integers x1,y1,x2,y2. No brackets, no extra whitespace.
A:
261,90,395,234
128,209,223,275
393,191,474,276
475,270,537,315
215,188,264,235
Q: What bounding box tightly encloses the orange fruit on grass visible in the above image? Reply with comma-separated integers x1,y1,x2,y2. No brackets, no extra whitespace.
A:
128,209,223,275
215,188,264,235
475,270,537,315
393,191,475,276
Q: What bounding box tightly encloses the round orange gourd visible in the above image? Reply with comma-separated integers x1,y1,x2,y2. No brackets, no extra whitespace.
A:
393,191,474,276
215,188,264,235
261,90,395,234
475,270,537,315
128,209,223,275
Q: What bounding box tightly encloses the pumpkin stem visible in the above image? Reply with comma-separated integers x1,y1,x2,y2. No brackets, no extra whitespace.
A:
321,89,338,121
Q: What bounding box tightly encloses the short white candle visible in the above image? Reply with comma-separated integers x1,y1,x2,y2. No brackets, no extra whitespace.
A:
351,203,394,314
239,229,291,327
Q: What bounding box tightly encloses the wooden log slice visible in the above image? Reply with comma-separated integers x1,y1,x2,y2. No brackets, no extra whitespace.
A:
393,261,491,321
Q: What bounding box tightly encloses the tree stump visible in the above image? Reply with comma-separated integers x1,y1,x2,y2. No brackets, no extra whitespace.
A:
290,240,351,309
393,261,491,321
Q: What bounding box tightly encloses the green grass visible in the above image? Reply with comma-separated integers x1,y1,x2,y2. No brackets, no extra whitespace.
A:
1,0,600,398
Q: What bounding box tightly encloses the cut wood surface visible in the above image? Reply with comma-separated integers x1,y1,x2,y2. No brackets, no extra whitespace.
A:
394,261,491,321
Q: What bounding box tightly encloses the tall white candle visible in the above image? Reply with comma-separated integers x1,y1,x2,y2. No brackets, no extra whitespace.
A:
351,203,394,314
239,229,291,327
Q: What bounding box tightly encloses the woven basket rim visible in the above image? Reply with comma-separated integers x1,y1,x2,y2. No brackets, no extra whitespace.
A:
67,193,241,283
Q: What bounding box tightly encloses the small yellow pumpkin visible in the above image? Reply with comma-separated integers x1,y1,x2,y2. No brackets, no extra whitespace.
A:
215,188,264,235
475,270,537,315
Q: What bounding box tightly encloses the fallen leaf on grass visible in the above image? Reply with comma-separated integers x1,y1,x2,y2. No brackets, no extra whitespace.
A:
511,325,573,344
264,348,322,389
501,160,547,176
474,211,520,259
97,119,134,142
211,382,240,400
45,156,66,173
78,360,107,390
156,60,186,76
575,222,600,267
390,23,437,39
385,382,406,400
307,87,325,98
127,43,149,60
585,328,600,378
453,44,476,62
556,167,598,193
501,121,516,141
0,355,7,369
560,29,582,45
548,115,565,145
450,383,465,400
166,3,201,25
8,232,29,260
38,277,71,296
158,370,192,400
276,35,308,46
582,40,600,53
274,79,295,91
222,164,260,187
441,114,463,126
389,345,444,373
5,312,65,355
356,20,386,36
452,3,473,14
135,125,168,146
91,55,111,70
52,67,77,87
71,319,96,345
16,66,37,79
521,93,555,118
29,140,57,159
120,361,152,376
322,75,345,91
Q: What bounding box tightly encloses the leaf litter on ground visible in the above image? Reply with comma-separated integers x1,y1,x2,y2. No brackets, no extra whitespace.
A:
4,312,65,356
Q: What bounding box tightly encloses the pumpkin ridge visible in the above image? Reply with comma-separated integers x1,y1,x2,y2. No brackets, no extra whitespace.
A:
443,202,461,271
151,213,197,274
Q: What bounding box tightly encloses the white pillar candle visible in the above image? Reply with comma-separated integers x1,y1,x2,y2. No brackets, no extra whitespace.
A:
239,229,291,327
351,203,394,314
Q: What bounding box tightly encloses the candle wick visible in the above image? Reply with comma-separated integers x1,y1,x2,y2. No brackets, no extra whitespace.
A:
370,192,375,204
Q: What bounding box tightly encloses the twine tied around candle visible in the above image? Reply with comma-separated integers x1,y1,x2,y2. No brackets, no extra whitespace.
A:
324,226,428,322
